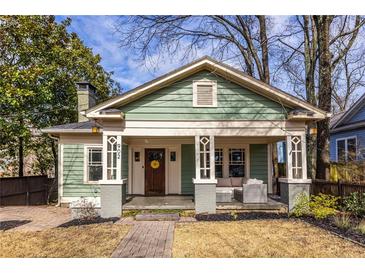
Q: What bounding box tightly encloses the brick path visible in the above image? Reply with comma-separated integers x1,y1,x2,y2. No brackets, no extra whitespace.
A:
0,206,71,231
112,221,175,258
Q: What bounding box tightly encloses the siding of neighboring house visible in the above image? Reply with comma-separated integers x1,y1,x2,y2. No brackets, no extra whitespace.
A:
348,104,365,124
330,128,365,161
119,71,290,121
181,144,195,194
62,144,100,198
249,144,268,184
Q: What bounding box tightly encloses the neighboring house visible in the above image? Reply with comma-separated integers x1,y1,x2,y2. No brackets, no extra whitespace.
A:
330,93,365,162
43,56,327,214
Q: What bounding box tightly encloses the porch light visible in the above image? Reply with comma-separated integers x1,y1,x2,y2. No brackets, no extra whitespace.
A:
310,127,317,135
92,126,100,133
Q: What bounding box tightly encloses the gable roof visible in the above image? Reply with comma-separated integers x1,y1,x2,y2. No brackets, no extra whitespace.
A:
331,92,365,130
86,56,328,120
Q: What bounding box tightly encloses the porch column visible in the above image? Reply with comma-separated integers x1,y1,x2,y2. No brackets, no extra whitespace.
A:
193,135,217,214
280,133,311,211
100,133,125,218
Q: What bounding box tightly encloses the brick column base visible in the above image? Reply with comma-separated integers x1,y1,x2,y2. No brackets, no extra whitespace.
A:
280,180,311,211
194,179,217,214
100,184,123,218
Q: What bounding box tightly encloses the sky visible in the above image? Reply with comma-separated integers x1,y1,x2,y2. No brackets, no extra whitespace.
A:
56,15,208,92
55,16,292,93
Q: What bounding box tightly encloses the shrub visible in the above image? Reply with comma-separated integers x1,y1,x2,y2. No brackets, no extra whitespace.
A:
291,192,310,217
343,192,365,217
355,220,365,234
309,193,339,219
333,213,352,230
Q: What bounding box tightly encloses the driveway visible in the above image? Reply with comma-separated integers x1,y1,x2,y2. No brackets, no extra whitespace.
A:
0,206,71,231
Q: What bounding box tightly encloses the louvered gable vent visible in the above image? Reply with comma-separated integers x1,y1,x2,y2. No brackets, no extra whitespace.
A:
196,84,213,106
193,80,217,107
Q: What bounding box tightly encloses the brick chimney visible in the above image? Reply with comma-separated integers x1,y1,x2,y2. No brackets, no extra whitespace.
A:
76,81,97,122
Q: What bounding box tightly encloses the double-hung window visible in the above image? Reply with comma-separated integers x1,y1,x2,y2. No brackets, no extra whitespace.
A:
86,147,102,183
337,137,357,162
229,148,245,177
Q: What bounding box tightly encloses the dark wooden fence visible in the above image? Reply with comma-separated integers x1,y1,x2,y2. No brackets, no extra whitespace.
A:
311,179,365,198
0,176,55,206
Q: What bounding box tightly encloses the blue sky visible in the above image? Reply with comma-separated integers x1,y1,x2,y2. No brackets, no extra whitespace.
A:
56,15,209,92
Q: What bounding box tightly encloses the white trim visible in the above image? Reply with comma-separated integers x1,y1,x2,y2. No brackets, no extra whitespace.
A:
335,135,358,162
286,135,293,179
193,80,217,107
193,178,218,184
209,135,215,179
83,144,103,184
195,136,201,180
301,133,307,180
58,143,63,205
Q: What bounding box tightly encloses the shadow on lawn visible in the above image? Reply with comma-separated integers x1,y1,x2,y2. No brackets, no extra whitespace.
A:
0,220,31,231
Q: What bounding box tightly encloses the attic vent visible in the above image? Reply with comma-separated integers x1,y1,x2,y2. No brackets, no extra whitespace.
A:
193,80,217,107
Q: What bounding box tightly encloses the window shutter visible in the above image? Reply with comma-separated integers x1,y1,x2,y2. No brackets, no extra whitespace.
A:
196,84,213,106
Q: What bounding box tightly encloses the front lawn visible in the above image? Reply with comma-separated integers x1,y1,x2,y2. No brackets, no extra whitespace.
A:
173,219,365,257
0,223,130,258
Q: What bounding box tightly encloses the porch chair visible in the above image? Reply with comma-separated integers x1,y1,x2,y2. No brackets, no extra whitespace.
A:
233,179,267,203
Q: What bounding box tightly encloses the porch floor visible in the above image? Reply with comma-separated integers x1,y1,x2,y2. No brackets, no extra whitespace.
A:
123,195,287,211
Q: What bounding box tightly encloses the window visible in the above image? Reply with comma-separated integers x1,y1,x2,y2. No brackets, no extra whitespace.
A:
215,148,223,178
337,137,357,162
134,151,140,162
193,80,217,107
87,147,102,182
170,151,176,162
107,136,118,180
229,148,245,177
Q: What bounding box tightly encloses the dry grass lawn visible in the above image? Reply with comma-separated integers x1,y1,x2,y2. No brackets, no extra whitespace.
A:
173,219,365,258
0,223,130,258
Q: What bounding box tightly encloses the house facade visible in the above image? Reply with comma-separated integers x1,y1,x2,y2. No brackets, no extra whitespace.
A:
43,57,327,215
330,93,365,162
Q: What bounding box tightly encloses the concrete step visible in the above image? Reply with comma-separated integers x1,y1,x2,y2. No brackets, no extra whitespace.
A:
135,213,180,221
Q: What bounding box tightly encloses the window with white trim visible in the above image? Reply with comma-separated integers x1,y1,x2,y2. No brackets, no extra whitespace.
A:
215,148,223,178
229,148,245,177
291,136,302,179
87,147,102,182
193,80,217,107
107,136,117,180
337,137,357,162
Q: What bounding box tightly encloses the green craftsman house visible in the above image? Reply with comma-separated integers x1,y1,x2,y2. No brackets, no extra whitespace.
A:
43,56,328,216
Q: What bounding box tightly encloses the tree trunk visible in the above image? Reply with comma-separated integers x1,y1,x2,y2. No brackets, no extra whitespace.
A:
257,15,270,84
18,136,24,177
314,16,332,180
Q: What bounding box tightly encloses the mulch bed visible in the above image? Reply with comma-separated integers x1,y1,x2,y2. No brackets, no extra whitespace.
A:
196,212,288,221
300,216,365,246
0,220,31,231
58,217,119,228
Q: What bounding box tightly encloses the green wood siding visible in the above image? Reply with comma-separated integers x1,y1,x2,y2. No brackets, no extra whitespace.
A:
62,144,100,197
249,144,268,184
181,144,195,194
120,71,289,120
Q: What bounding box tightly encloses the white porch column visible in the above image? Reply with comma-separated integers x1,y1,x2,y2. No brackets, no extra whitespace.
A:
193,135,217,214
280,133,311,211
100,132,124,218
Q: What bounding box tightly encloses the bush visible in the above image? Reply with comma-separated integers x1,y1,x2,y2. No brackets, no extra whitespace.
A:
309,193,339,219
291,192,310,217
355,220,365,234
343,192,365,217
333,213,352,230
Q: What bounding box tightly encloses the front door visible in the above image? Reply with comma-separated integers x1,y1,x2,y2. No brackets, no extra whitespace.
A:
145,148,165,196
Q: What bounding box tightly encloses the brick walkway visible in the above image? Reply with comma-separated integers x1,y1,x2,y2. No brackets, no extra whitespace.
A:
0,206,71,231
112,221,175,258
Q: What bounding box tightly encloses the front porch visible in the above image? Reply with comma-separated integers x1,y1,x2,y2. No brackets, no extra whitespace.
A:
123,195,287,211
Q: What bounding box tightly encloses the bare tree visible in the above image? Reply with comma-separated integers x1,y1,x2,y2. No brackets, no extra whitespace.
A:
115,16,272,83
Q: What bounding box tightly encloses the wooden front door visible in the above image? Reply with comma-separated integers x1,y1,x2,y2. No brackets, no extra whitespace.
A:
145,148,165,196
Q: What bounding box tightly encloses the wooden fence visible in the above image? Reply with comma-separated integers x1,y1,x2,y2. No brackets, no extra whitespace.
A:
311,179,365,198
0,175,55,206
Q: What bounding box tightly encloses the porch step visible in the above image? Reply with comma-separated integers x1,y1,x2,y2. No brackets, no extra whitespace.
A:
135,213,180,221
